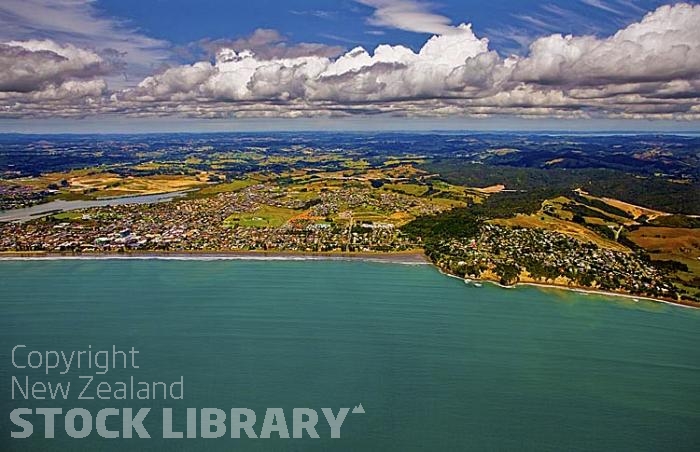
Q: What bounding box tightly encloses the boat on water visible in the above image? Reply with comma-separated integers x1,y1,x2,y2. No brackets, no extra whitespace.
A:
463,278,482,287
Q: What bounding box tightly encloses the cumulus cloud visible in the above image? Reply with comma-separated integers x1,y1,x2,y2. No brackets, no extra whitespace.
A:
0,0,168,85
1,2,700,121
182,29,345,62
0,39,109,117
0,40,112,93
121,24,494,106
512,3,700,86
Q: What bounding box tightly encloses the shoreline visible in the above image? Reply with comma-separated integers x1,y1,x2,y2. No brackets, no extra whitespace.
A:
516,281,699,309
1,249,697,309
0,249,430,265
436,264,700,310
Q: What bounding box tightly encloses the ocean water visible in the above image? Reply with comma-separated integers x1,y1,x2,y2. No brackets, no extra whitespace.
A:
0,259,698,451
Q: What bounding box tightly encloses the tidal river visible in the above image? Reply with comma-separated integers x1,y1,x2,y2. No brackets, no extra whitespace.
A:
0,190,191,223
0,259,698,451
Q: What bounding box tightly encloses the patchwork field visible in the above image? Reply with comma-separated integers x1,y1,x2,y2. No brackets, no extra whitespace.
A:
188,178,258,198
491,213,629,252
18,170,212,199
629,227,700,257
383,183,428,196
628,227,700,297
224,206,298,228
574,190,669,220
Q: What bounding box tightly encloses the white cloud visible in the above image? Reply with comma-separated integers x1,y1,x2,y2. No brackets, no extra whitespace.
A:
122,24,493,105
1,2,700,121
355,0,455,34
0,40,106,92
511,3,700,86
0,0,169,85
188,29,345,61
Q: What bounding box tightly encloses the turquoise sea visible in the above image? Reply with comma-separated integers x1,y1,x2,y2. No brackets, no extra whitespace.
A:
1,258,699,451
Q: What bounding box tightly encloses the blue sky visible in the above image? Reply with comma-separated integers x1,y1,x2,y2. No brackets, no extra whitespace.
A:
0,0,698,132
96,0,667,55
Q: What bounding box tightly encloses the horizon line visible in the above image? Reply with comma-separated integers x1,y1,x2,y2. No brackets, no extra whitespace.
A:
1,130,699,136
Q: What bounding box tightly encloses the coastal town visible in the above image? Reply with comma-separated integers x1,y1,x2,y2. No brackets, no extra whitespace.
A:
0,182,429,253
0,131,698,307
1,175,697,305
430,224,679,300
4,2,700,449
0,184,53,210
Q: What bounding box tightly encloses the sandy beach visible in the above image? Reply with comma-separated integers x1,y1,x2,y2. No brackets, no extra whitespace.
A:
2,248,697,308
0,249,430,264
438,263,700,309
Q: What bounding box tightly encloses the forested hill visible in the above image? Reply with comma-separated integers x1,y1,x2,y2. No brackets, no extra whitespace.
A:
422,161,700,215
